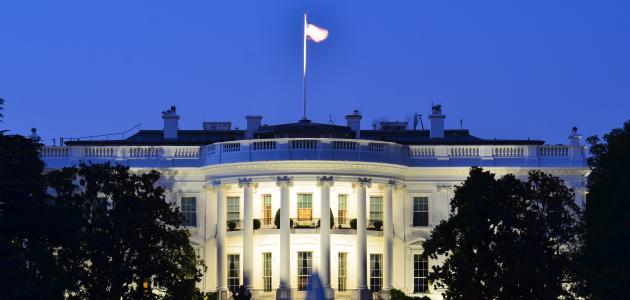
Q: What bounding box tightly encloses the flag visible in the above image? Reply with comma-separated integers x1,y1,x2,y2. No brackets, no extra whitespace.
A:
306,23,328,43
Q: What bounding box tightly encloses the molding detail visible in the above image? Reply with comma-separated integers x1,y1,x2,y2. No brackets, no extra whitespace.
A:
357,177,372,188
318,176,334,187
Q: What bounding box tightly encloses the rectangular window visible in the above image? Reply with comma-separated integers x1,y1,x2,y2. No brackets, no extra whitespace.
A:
263,252,272,292
338,194,348,226
227,254,240,292
181,197,197,227
227,196,240,222
297,251,312,291
297,194,313,221
262,194,272,226
413,197,429,227
370,196,383,222
413,254,429,293
370,254,383,292
338,252,347,291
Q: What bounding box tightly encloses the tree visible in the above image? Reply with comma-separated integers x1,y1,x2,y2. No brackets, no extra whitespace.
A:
582,121,630,299
47,162,206,299
422,167,582,300
0,134,68,299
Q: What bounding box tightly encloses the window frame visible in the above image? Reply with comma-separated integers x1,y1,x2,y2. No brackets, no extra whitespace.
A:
262,194,273,226
297,251,312,291
369,196,383,222
263,252,272,292
338,252,347,291
227,254,240,292
227,196,240,222
412,196,429,227
338,194,348,225
180,196,197,227
369,253,383,292
413,254,429,294
297,193,313,221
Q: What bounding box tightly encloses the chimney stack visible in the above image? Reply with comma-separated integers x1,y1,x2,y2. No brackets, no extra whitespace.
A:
162,106,179,140
245,115,262,139
345,109,362,138
429,104,445,139
569,126,583,147
29,128,41,143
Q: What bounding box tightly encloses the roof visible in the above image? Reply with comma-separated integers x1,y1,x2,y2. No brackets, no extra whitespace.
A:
64,122,544,146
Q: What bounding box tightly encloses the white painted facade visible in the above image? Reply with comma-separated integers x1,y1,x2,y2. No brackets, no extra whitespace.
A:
40,114,588,300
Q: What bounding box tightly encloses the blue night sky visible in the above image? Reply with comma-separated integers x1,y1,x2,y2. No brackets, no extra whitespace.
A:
1,0,628,145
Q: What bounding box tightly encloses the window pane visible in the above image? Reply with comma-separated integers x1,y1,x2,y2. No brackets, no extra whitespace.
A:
298,193,312,221
338,195,347,225
181,197,197,227
370,254,383,292
370,196,383,221
227,254,240,292
263,194,272,225
413,254,429,293
338,252,347,291
263,252,272,292
413,197,429,227
297,252,312,291
227,196,240,221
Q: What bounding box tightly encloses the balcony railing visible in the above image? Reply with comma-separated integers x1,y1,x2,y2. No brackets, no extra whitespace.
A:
39,138,586,169
290,218,320,229
367,219,384,231
334,218,353,229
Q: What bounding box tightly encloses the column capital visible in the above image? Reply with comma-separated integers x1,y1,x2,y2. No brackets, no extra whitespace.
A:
357,177,372,188
276,176,294,187
206,179,222,190
385,179,405,190
318,176,334,187
238,178,255,188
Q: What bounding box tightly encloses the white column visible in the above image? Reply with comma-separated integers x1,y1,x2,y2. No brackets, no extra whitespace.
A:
276,176,293,300
318,176,334,299
213,180,228,299
239,178,254,289
383,180,395,292
356,177,371,299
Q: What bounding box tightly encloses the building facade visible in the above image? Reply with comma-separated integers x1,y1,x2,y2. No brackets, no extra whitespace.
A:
39,105,588,300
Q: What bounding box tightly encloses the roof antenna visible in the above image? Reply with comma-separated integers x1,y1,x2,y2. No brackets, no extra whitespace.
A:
328,114,334,125
460,119,463,130
413,113,424,130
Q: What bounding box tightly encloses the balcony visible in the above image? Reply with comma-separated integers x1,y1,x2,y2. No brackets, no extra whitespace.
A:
226,219,243,231
39,137,585,169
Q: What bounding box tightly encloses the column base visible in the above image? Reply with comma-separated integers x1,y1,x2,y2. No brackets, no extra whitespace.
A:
354,288,372,300
276,287,293,300
323,287,335,300
216,289,228,300
379,289,392,300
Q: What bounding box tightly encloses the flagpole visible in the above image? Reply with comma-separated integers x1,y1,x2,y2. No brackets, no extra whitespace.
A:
302,11,308,120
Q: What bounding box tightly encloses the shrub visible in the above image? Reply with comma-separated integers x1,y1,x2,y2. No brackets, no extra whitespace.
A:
274,209,293,229
227,221,237,231
253,219,261,230
316,209,336,229
373,220,383,230
390,288,430,300
350,218,357,229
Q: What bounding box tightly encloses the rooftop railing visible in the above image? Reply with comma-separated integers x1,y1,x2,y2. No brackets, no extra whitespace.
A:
39,138,586,168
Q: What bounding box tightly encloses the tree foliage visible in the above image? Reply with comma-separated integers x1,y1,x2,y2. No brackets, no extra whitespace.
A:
47,162,206,299
0,134,68,299
582,120,630,299
422,167,582,300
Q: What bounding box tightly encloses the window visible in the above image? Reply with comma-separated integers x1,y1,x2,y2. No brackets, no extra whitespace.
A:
338,252,347,291
263,252,272,292
181,197,197,227
338,194,348,225
413,197,429,227
297,251,312,291
262,194,272,226
370,254,383,292
297,194,313,221
227,196,240,222
413,254,429,293
227,254,240,292
370,196,383,221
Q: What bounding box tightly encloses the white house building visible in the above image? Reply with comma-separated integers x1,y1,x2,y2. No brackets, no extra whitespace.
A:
39,105,588,300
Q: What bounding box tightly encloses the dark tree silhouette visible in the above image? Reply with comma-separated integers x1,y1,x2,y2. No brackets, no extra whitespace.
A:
0,134,68,299
582,121,630,299
0,98,4,122
48,163,206,299
422,167,582,300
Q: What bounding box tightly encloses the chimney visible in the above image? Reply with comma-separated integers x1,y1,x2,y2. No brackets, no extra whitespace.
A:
245,115,262,139
345,109,362,138
162,106,180,140
429,104,445,139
